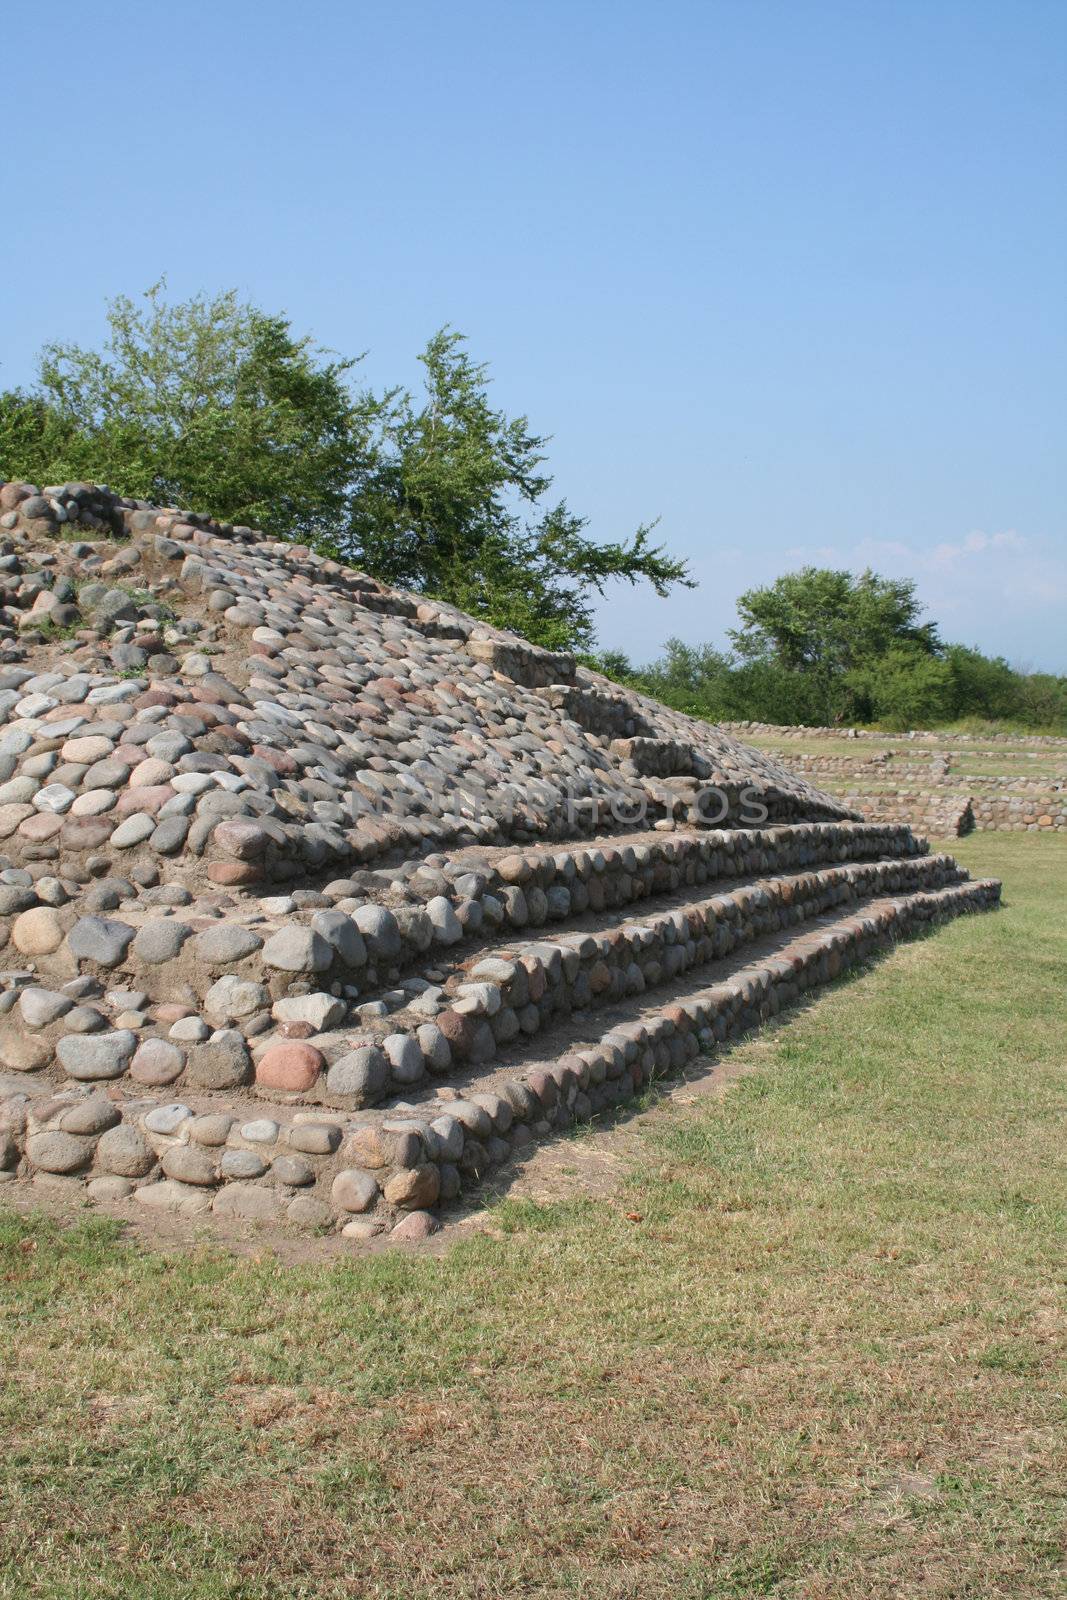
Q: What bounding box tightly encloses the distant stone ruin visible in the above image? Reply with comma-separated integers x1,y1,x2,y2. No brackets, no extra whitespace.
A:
722,723,1066,837
0,482,1001,1241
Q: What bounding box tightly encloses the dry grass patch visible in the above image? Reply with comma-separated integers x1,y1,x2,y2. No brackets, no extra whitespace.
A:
1,835,1064,1599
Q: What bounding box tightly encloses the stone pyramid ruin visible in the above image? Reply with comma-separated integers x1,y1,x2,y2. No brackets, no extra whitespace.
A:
0,482,1001,1240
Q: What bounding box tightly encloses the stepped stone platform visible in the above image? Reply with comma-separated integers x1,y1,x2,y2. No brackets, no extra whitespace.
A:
0,482,1002,1241
730,733,1066,837
838,791,976,838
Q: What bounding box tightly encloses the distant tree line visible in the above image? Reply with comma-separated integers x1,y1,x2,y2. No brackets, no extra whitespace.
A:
587,568,1067,733
3,285,1059,730
0,284,691,652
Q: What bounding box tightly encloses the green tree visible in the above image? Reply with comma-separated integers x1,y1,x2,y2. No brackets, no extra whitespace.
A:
3,302,691,654
0,388,75,485
1011,671,1067,730
344,329,692,651
4,283,379,544
846,643,953,729
581,647,636,681
944,644,1019,721
731,566,940,722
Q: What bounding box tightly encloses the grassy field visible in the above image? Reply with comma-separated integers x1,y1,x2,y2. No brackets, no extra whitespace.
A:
742,735,1067,780
1,834,1064,1599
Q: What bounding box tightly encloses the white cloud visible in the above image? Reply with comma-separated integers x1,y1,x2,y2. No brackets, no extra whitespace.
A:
925,530,1025,571
595,525,1066,673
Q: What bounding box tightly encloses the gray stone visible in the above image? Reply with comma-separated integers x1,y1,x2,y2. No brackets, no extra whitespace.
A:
261,926,332,973
310,910,367,967
67,916,136,968
87,1175,134,1202
185,1032,251,1089
272,992,346,1031
134,1178,212,1216
169,1016,210,1042
18,987,73,1028
287,1122,342,1155
132,920,192,964
150,817,190,854
91,588,140,627
26,1130,93,1173
383,1033,425,1083
331,1168,380,1212
187,1113,235,1146
59,1097,120,1135
430,1114,464,1161
220,1148,268,1180
240,1118,279,1143
144,1103,194,1135
325,1046,389,1101
271,1154,313,1187
56,1029,137,1080
416,1023,452,1072
33,783,76,814
204,974,270,1024
192,924,264,963
61,1005,108,1035
212,1182,281,1220
287,1194,332,1228
96,1124,155,1177
161,1145,219,1186
351,904,401,960
425,895,463,944
111,813,157,848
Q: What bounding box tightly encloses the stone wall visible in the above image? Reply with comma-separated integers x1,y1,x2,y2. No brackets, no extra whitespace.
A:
2,873,1000,1238
0,480,1004,1240
722,719,1067,748
0,820,928,1098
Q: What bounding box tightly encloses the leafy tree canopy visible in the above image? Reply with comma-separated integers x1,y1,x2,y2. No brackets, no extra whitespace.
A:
343,329,692,651
729,567,941,722
1,292,691,653
11,283,378,546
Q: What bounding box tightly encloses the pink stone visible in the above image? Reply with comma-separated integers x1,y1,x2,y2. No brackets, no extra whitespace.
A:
153,1003,194,1023
60,816,114,850
130,1037,186,1086
0,482,32,511
129,758,175,788
18,813,62,840
115,785,173,816
525,1069,558,1108
252,746,298,776
208,862,263,885
255,1042,324,1093
0,804,34,838
435,1009,478,1059
390,1210,440,1242
213,819,269,859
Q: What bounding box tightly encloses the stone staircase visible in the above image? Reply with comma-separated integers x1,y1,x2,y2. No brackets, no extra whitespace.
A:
3,821,999,1239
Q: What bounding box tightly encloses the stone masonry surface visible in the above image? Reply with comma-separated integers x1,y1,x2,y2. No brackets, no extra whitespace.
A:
0,482,1002,1240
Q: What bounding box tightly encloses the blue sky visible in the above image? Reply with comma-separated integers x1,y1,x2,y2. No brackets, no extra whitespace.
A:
3,0,1065,669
